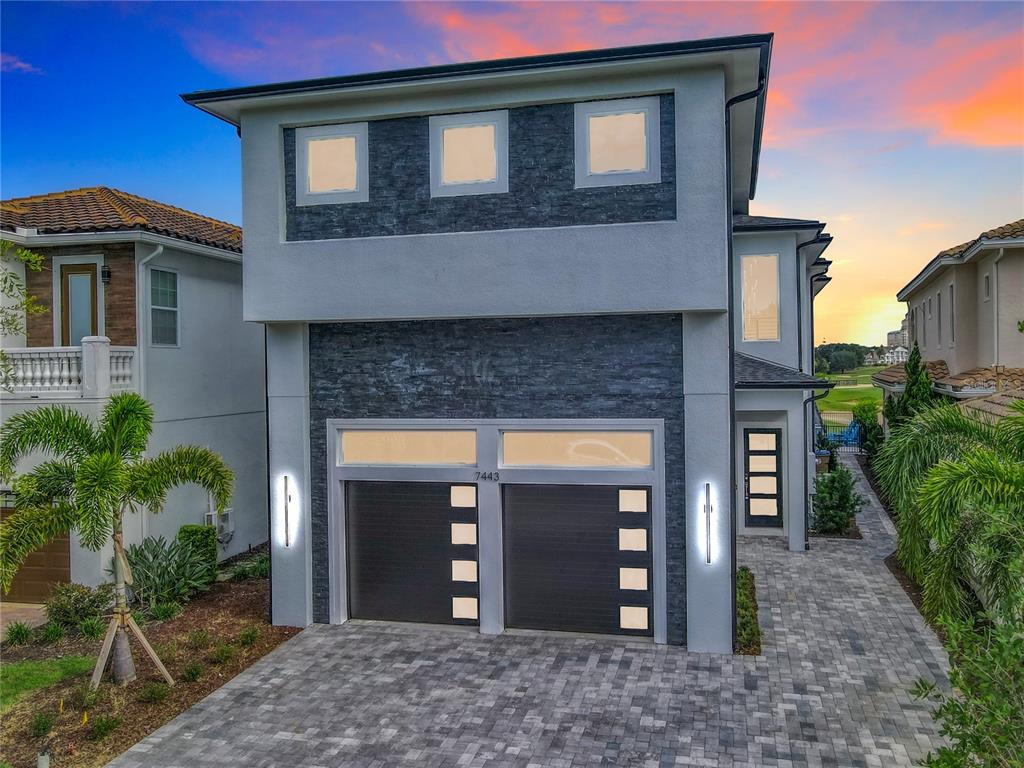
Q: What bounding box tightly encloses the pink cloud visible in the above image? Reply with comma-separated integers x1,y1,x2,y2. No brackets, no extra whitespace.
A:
1,52,43,74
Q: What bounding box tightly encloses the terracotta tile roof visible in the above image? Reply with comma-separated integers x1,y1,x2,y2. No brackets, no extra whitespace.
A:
936,366,1024,392
871,359,949,387
959,389,1024,422
0,187,241,254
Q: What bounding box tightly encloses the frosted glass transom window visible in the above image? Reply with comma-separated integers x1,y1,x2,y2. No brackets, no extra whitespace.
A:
575,96,661,188
501,431,652,468
741,254,780,341
430,111,508,197
296,123,368,205
339,430,476,465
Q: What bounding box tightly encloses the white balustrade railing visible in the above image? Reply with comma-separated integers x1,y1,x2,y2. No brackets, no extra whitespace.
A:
2,338,137,399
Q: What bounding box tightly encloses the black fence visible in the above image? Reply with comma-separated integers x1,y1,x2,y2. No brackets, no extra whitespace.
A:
818,410,862,454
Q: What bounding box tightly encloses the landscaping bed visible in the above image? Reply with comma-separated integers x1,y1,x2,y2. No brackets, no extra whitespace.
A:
0,578,299,768
735,566,762,655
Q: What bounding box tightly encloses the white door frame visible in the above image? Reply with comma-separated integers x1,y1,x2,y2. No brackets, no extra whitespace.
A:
325,418,668,643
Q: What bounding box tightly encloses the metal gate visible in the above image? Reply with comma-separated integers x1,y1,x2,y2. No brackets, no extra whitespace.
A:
818,410,862,454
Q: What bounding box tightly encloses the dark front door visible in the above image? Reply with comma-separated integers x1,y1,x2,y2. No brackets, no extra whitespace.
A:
503,484,652,636
743,428,783,528
346,481,478,626
59,263,98,346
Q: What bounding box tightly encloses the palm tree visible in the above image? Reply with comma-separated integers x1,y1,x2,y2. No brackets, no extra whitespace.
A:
0,393,233,687
874,399,1024,621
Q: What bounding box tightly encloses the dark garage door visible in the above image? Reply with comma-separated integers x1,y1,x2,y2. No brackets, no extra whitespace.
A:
346,481,479,626
503,484,652,636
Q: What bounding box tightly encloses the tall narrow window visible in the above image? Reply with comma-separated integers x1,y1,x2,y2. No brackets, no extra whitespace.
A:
936,292,942,346
429,111,508,197
296,123,368,205
984,274,990,300
741,254,780,341
150,269,178,346
575,97,661,188
922,303,927,346
949,284,955,343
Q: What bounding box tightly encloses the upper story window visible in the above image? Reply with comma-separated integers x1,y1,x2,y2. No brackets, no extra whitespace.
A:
741,254,780,342
936,291,943,345
150,268,178,346
983,273,991,301
295,123,369,206
949,284,955,343
429,110,509,197
574,97,661,188
921,303,927,345
927,296,932,318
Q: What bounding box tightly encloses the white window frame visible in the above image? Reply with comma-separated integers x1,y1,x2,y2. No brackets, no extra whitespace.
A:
149,267,180,348
740,252,781,343
429,110,509,198
574,96,661,189
295,123,369,206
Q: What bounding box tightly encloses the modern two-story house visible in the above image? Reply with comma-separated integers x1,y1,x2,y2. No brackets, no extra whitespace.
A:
184,34,831,653
873,218,1024,402
0,187,268,602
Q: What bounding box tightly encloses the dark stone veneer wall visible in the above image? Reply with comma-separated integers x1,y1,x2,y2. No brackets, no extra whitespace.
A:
308,314,688,645
285,94,675,240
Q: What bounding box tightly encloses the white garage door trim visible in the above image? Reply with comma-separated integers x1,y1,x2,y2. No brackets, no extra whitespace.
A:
325,418,668,643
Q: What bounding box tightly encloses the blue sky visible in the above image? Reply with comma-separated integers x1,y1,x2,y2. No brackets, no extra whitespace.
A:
2,1,1022,344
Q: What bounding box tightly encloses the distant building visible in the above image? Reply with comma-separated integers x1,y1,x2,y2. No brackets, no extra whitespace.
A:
882,346,909,365
886,317,908,348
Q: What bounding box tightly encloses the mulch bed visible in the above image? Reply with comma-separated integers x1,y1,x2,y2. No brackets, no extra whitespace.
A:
810,515,864,540
0,579,299,768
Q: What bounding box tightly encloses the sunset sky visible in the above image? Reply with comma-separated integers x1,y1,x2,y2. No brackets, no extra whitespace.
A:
2,1,1022,345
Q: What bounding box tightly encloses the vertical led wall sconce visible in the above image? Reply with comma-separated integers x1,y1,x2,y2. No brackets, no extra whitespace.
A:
284,475,292,548
704,482,712,564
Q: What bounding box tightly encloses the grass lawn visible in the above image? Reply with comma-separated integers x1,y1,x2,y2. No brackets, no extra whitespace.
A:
823,365,886,385
819,384,882,413
0,655,94,710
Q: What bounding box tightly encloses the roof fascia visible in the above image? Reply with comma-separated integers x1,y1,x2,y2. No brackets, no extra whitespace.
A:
897,236,1024,301
1,229,241,263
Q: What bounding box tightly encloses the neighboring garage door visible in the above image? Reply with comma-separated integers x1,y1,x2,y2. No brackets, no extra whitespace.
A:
346,481,479,626
503,484,652,637
0,506,71,603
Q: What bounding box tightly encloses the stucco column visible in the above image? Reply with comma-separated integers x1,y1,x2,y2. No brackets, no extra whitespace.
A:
682,312,734,653
80,336,111,399
265,323,313,627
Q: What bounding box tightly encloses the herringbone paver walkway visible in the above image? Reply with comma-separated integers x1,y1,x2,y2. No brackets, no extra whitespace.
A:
111,455,947,767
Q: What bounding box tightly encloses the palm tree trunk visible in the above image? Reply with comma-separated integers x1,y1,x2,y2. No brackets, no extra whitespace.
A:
110,512,136,685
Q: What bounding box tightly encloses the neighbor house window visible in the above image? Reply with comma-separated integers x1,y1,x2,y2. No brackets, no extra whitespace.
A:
949,284,955,343
574,96,661,188
922,303,927,345
984,273,990,301
937,292,942,346
150,269,178,346
429,110,508,197
295,123,368,206
741,254,780,341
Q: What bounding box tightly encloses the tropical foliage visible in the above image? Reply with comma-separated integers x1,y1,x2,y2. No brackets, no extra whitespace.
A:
44,583,114,629
0,392,233,683
0,239,45,392
120,536,214,611
852,401,884,458
875,399,1024,622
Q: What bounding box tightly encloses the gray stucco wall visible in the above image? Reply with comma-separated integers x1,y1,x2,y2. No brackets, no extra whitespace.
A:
284,95,675,240
307,314,688,644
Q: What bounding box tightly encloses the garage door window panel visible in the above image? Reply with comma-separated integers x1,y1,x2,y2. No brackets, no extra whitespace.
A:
339,430,477,466
501,431,652,468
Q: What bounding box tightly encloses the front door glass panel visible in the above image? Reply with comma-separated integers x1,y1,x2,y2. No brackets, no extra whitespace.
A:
744,428,783,528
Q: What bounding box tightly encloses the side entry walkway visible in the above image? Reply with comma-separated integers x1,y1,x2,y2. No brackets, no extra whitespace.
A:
111,454,947,768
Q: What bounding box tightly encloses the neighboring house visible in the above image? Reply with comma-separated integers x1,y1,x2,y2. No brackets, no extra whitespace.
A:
886,317,908,349
0,187,267,602
882,346,909,365
184,33,831,653
873,218,1024,403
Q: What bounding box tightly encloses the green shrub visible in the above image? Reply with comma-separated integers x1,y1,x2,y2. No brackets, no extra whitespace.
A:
29,710,56,738
238,626,260,647
131,610,147,627
735,567,761,655
177,524,218,584
812,465,863,535
186,629,211,650
38,622,64,644
138,681,170,704
182,662,203,682
77,617,105,640
72,679,100,711
4,620,31,646
87,714,121,741
153,640,179,662
44,582,114,629
122,536,212,609
852,401,884,458
229,553,270,581
209,644,234,664
150,602,182,621
914,616,1024,767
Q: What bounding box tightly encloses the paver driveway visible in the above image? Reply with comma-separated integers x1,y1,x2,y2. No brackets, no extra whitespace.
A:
112,458,947,767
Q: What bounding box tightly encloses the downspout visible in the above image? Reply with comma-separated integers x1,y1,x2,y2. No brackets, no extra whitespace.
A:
795,234,829,372
724,59,768,650
135,244,163,542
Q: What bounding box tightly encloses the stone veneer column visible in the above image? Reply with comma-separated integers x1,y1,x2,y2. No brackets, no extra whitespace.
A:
266,323,313,627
